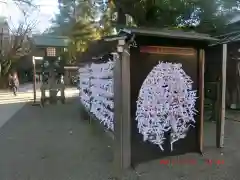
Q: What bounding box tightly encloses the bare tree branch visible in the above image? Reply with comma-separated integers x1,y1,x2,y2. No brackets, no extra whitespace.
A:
12,0,37,8
0,3,39,75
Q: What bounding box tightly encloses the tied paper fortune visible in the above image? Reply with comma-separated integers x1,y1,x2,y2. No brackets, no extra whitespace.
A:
136,61,197,151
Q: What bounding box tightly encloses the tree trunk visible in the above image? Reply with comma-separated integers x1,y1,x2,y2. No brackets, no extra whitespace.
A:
0,76,8,89
115,7,126,31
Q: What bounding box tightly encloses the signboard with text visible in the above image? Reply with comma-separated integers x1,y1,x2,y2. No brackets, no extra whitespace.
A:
140,46,196,56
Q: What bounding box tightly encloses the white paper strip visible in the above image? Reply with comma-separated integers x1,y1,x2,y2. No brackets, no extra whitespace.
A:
79,65,91,110
89,60,115,130
90,72,113,79
92,96,114,109
91,87,114,98
136,62,197,151
78,58,116,131
90,103,114,130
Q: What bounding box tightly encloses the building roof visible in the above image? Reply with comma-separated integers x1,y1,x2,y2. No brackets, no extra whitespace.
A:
212,31,240,45
120,27,218,42
79,36,121,64
228,14,240,25
78,28,218,64
32,35,69,47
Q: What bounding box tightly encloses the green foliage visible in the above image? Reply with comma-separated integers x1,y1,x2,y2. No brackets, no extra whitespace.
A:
0,4,34,77
69,20,99,53
50,0,116,64
98,11,114,36
12,0,35,7
97,1,116,36
49,0,240,65
49,1,75,36
112,0,240,34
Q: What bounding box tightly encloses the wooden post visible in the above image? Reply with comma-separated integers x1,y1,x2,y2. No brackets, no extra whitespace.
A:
113,41,131,179
113,51,122,179
121,45,131,169
199,49,205,153
32,56,37,103
216,43,227,148
40,84,46,106
88,64,92,124
60,83,65,104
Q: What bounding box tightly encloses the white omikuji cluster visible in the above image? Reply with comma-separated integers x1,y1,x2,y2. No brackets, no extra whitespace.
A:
136,62,197,151
78,60,115,131
90,61,115,130
78,65,91,110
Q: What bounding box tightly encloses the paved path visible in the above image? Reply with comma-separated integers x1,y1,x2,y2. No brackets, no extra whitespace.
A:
0,98,113,180
0,103,26,128
0,97,240,179
0,86,31,128
0,84,79,129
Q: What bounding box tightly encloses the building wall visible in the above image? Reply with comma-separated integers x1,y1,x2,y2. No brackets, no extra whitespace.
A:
0,18,10,54
205,42,240,107
205,45,222,82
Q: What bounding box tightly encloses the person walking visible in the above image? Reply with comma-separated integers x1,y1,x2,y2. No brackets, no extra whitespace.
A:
8,73,12,90
9,72,19,96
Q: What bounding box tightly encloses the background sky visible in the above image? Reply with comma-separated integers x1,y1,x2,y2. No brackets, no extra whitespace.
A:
0,0,59,33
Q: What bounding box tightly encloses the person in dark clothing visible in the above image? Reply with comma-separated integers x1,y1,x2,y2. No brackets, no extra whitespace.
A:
9,72,19,95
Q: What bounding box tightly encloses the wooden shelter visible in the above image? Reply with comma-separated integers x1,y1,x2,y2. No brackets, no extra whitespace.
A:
207,32,240,110
31,35,69,105
78,27,226,179
31,35,69,74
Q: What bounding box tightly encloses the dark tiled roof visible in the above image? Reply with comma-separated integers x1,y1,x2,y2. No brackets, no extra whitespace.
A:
79,35,124,64
78,28,217,64
211,31,240,45
228,14,240,25
121,27,218,42
32,35,69,47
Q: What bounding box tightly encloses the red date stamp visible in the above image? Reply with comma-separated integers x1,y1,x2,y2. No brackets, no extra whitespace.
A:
206,159,224,165
160,159,224,165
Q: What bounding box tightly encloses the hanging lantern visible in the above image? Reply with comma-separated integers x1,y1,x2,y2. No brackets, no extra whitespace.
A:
46,47,56,57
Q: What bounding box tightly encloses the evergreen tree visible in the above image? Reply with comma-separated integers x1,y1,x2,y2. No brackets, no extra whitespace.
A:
111,0,240,35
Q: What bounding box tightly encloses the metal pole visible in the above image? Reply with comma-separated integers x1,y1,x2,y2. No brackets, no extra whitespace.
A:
32,56,37,103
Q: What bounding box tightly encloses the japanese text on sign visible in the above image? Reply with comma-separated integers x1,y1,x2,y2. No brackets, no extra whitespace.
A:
140,46,196,56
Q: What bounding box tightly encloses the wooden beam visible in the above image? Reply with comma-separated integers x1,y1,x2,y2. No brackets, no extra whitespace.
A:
113,44,131,179
64,66,79,70
216,43,227,148
113,52,123,179
199,49,205,153
121,45,131,169
32,57,37,104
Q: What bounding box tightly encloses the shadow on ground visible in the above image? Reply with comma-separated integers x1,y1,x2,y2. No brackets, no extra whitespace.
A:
0,97,114,180
0,102,26,128
0,99,240,180
125,117,240,180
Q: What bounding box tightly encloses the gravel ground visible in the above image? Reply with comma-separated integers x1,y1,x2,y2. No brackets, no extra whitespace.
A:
0,98,240,180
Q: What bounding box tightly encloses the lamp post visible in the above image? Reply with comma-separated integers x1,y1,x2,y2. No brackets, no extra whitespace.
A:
32,56,43,104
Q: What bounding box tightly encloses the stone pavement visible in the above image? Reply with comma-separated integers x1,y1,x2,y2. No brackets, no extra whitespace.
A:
0,83,79,130
0,85,30,128
0,102,25,128
0,98,114,180
0,98,240,180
